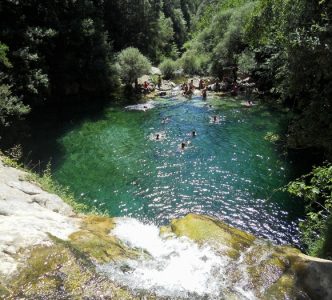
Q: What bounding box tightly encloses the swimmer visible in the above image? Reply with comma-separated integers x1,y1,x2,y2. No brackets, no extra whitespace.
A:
156,133,160,140
192,130,197,137
161,117,170,124
213,115,218,122
181,142,186,150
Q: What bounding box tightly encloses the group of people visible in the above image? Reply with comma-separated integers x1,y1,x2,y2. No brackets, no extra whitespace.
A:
155,110,221,150
181,79,208,98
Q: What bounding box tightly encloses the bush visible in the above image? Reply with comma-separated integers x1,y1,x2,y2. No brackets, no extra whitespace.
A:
159,59,177,79
181,53,200,75
117,47,151,85
284,163,332,259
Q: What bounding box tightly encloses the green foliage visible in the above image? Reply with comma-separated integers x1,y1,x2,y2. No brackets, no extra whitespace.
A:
181,53,199,75
285,164,332,258
159,58,178,79
237,49,256,74
0,42,11,67
0,83,30,126
117,47,151,85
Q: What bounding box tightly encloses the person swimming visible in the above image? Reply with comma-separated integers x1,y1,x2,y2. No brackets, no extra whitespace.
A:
213,115,218,122
161,117,170,124
156,133,160,140
181,142,186,150
192,130,197,137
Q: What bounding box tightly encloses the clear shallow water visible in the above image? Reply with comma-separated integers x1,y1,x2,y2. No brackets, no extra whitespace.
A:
49,95,303,246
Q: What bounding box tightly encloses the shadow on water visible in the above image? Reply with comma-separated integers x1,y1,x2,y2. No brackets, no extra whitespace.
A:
2,94,138,173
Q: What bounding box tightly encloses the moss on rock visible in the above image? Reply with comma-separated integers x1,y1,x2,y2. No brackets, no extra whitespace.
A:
170,214,256,256
69,215,140,263
6,238,138,299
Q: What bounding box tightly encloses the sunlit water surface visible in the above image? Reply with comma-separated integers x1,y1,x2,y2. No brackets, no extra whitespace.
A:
48,95,303,246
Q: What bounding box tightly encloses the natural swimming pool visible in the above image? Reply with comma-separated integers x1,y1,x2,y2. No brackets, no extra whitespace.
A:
26,95,300,247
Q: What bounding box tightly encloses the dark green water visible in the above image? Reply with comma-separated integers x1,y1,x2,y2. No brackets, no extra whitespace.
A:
27,95,304,246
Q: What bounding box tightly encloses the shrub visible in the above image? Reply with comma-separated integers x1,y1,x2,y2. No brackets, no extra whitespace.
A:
181,53,200,75
117,47,151,86
284,163,332,259
159,59,177,79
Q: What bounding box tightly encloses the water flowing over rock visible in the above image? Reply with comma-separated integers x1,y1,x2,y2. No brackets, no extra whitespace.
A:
0,157,331,299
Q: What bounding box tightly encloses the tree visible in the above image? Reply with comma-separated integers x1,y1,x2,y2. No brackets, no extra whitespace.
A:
117,47,151,88
0,42,30,127
285,163,332,259
159,58,177,79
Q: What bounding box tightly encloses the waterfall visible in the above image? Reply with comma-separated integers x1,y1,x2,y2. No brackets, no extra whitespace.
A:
97,218,256,299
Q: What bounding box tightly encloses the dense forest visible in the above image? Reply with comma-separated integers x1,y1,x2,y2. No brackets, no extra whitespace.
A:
0,0,331,258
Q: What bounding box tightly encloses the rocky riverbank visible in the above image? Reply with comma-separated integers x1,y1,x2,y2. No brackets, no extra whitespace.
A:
0,157,331,299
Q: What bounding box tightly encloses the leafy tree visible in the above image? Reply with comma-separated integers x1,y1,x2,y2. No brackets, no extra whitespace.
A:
285,163,332,259
0,42,30,127
117,47,151,88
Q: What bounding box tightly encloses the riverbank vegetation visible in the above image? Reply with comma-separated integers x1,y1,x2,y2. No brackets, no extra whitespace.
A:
0,0,331,258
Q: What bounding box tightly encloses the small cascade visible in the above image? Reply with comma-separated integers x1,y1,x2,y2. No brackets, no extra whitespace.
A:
97,218,256,299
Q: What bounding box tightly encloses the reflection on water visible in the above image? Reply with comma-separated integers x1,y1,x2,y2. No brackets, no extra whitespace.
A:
49,96,303,246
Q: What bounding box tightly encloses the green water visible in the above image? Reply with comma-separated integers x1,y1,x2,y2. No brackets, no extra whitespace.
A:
41,95,302,246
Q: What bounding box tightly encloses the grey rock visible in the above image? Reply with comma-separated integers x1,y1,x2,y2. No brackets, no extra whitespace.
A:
31,193,74,216
6,180,43,195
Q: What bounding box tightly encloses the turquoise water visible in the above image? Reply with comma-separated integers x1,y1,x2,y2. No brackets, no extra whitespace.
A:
48,95,303,246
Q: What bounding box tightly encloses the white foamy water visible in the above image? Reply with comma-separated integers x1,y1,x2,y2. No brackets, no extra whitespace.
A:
97,218,257,299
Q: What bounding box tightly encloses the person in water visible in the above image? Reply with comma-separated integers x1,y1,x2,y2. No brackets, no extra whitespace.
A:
202,86,207,99
192,130,197,137
156,133,160,140
181,142,186,149
162,117,170,124
213,115,218,122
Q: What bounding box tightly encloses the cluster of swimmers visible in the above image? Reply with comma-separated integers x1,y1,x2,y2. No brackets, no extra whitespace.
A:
154,111,221,150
